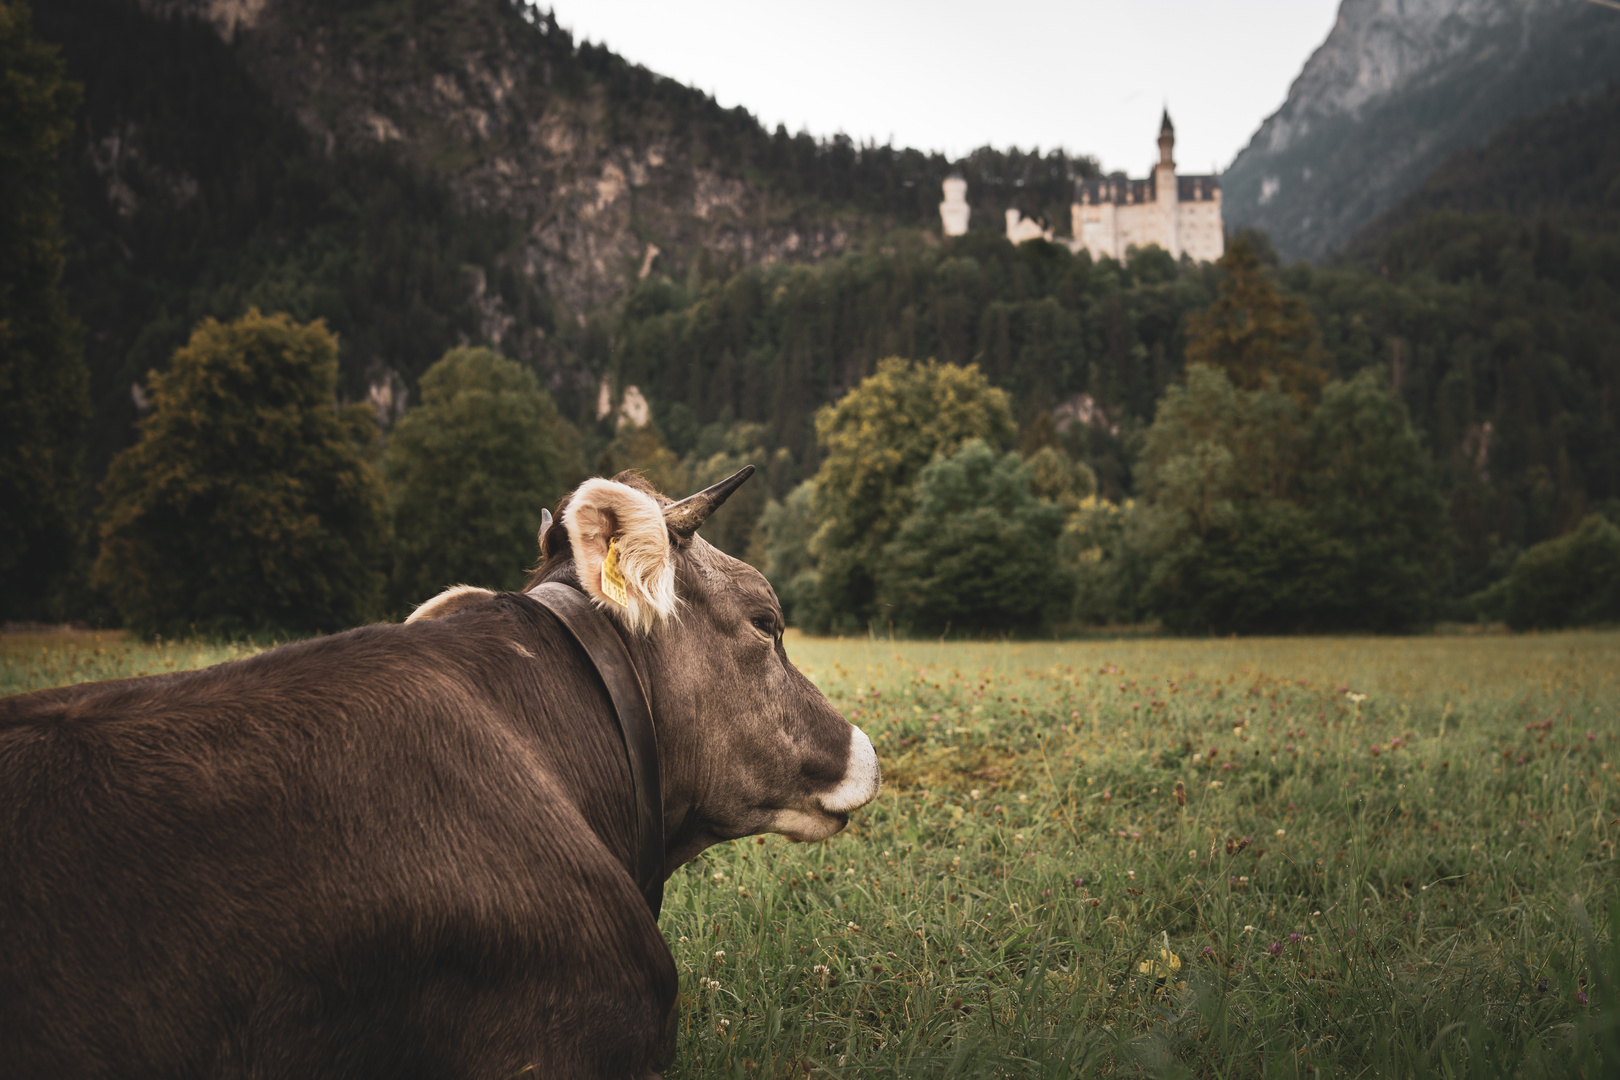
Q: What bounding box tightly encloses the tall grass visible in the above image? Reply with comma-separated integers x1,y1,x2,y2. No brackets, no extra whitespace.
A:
6,629,1618,1076
665,632,1620,1077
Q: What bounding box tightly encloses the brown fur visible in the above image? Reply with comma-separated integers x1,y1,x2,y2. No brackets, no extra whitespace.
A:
1,474,879,1080
1,597,670,1079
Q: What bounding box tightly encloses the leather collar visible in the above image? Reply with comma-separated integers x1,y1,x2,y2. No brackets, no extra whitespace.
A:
522,582,664,915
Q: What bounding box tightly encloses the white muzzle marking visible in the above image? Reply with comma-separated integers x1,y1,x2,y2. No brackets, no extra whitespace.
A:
819,726,881,814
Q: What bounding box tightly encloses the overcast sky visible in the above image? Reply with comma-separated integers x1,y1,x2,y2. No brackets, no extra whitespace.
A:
546,0,1343,176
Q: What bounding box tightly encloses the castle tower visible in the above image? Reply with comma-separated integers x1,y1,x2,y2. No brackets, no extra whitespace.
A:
1067,111,1222,264
1154,108,1180,257
939,176,970,237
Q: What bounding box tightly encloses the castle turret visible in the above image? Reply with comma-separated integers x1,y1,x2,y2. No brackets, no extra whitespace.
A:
1157,108,1175,168
939,176,970,237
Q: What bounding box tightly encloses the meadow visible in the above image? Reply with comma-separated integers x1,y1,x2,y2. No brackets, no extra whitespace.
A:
5,628,1619,1077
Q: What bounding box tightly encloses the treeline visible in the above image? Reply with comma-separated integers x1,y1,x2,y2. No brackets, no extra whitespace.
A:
90,310,590,637
1298,214,1620,593
608,230,1218,498
747,355,1453,636
602,214,1620,606
58,301,1620,639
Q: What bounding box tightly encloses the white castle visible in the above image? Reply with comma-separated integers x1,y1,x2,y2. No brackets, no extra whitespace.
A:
939,111,1224,264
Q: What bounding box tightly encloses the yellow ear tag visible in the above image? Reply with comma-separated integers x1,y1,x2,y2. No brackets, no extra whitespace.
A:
600,537,629,607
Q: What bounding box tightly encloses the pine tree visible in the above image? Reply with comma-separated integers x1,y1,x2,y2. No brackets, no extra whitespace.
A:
1184,236,1328,403
0,3,88,619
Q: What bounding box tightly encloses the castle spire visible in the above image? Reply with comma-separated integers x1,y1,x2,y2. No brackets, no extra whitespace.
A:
1157,108,1175,168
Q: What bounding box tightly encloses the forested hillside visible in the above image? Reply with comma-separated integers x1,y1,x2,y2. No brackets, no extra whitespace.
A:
1343,81,1620,258
1301,217,1619,592
607,233,1217,496
601,211,1617,604
33,0,1098,483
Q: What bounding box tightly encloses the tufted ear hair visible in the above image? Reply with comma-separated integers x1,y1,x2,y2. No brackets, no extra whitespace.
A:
562,477,677,633
406,585,497,623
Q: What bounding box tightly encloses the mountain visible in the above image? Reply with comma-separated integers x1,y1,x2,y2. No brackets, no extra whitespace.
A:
1343,80,1620,258
1222,0,1620,264
33,0,1098,477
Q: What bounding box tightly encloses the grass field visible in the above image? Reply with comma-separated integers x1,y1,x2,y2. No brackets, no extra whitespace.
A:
6,629,1620,1077
0,629,257,698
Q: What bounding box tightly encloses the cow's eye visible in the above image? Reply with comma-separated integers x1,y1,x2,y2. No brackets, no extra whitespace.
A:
751,615,777,637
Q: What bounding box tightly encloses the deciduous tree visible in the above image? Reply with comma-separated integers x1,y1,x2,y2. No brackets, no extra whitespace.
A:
1304,369,1451,629
1500,514,1620,630
95,310,388,637
1124,364,1447,633
384,346,582,608
875,440,1065,634
805,358,1016,631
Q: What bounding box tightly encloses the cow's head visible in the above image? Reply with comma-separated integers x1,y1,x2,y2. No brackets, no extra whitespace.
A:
411,468,881,872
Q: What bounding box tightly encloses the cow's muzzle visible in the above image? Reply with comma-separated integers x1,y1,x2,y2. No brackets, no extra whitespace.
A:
768,727,881,843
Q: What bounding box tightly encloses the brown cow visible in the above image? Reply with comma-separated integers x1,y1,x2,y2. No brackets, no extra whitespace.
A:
0,469,879,1079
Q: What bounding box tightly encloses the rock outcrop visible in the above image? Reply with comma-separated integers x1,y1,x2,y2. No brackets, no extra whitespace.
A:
151,0,861,317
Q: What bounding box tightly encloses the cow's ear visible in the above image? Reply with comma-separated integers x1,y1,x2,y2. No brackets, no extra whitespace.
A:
406,585,497,623
563,477,676,632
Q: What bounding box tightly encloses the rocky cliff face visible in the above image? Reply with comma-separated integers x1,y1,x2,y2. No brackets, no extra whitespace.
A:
154,0,859,319
1223,0,1620,263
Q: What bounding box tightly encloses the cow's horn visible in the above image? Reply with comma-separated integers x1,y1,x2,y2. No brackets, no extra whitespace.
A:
663,465,755,538
537,507,553,549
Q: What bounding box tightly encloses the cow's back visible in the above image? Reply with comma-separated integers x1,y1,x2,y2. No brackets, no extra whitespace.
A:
0,603,675,1079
